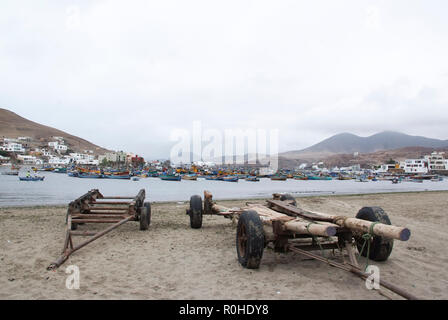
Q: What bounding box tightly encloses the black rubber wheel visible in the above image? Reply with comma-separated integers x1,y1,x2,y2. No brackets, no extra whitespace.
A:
189,195,203,229
236,210,265,269
139,206,150,230
354,207,394,261
279,193,297,206
144,202,151,226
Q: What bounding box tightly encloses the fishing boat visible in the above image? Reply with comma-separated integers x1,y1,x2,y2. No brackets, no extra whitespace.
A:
222,176,239,182
307,175,332,180
103,174,131,180
270,175,287,181
355,175,369,182
160,174,181,181
132,177,140,181
293,175,308,180
78,173,102,179
245,176,260,182
19,176,45,181
53,167,67,174
205,175,219,181
182,174,198,181
1,171,19,176
38,166,55,172
67,171,79,177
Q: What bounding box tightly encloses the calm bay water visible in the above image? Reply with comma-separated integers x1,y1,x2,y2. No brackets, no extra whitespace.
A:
1,172,448,207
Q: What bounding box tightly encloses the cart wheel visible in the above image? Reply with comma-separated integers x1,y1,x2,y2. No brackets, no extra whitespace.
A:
354,207,394,261
189,195,203,229
144,202,151,226
139,206,150,230
279,193,297,206
236,210,265,269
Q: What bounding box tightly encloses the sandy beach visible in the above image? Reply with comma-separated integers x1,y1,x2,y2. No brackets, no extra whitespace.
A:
0,191,447,300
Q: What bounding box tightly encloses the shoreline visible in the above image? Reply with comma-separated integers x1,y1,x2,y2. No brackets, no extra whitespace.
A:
1,189,448,209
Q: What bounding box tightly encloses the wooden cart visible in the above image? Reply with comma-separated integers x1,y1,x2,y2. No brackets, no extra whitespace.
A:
47,189,150,270
186,191,416,300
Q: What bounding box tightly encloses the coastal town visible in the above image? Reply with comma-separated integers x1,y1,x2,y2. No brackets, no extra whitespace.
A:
1,1,448,305
1,134,447,181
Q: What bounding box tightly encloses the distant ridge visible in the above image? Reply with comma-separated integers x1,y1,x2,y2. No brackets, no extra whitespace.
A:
281,131,448,160
0,108,109,154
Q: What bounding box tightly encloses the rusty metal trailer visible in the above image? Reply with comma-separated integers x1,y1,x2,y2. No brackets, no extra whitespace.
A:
186,191,417,300
47,189,150,270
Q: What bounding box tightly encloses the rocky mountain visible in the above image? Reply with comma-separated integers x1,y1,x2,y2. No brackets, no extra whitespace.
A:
0,108,109,154
281,131,448,160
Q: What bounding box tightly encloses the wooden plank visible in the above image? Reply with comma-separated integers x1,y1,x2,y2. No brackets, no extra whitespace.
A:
71,219,124,223
267,200,410,241
245,204,337,237
87,207,129,210
71,214,127,219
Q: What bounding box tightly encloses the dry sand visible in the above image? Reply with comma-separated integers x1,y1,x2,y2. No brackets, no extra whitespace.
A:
1,191,447,300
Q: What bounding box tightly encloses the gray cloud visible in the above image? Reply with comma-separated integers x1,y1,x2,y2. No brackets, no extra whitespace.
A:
1,0,447,158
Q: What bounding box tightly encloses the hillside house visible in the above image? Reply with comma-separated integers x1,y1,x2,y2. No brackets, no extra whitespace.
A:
400,159,429,174
424,152,448,171
0,142,26,153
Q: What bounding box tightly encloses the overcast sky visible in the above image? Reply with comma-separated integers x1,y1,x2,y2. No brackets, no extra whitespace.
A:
1,0,447,159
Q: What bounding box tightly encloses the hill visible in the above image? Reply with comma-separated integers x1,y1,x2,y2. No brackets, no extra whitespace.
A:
280,131,448,161
0,108,109,155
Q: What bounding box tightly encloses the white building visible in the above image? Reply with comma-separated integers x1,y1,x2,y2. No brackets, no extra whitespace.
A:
0,155,10,163
98,151,126,163
424,152,448,171
76,158,99,165
55,144,68,152
48,141,68,153
1,142,26,153
69,153,98,165
17,155,43,165
376,164,398,173
401,159,429,174
38,148,52,157
49,156,71,165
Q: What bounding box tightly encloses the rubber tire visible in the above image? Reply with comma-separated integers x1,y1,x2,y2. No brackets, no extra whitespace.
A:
354,207,394,262
236,210,265,269
144,202,151,226
280,193,297,207
189,195,203,229
139,206,150,230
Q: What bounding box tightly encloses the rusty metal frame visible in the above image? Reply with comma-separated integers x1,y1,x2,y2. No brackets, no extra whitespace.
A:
47,189,146,270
